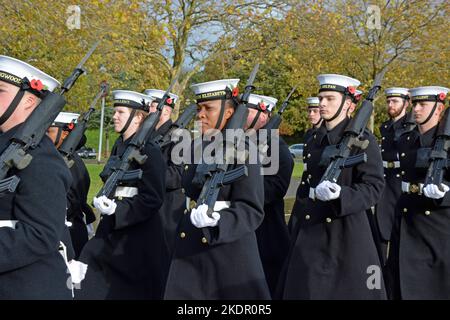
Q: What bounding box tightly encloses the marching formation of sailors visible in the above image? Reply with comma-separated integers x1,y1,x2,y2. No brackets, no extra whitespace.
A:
0,54,449,300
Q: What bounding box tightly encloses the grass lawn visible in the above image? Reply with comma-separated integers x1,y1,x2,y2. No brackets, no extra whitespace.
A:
84,128,120,156
85,162,104,205
284,197,295,223
292,160,303,179
284,160,303,221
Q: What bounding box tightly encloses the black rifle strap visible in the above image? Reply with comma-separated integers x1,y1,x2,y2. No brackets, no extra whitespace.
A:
119,108,137,134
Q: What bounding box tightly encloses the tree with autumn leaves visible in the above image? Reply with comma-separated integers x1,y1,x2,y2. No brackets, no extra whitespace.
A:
199,0,449,137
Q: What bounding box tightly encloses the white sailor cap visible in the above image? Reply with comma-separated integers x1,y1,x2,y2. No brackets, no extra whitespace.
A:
51,112,80,130
307,97,320,108
247,94,277,112
112,90,153,111
190,79,240,103
352,89,364,103
385,87,409,99
317,74,360,97
0,55,60,94
409,86,449,103
143,89,179,108
54,112,79,124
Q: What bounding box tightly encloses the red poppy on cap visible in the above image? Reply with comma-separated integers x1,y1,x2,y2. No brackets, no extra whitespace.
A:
166,97,173,105
438,92,447,101
68,123,75,130
347,86,356,95
259,102,267,111
232,87,239,97
30,79,44,91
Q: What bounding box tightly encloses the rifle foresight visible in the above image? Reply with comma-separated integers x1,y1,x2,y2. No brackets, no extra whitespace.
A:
366,68,387,101
60,40,100,94
240,64,260,103
155,75,179,112
278,86,297,115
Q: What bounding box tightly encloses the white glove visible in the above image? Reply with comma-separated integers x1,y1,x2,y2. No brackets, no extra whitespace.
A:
190,204,220,228
93,196,117,215
315,180,341,201
423,183,449,199
67,260,88,284
86,223,95,238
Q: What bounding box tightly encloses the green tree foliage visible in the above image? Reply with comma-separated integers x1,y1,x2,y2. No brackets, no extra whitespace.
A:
199,0,449,137
1,0,168,119
1,0,448,139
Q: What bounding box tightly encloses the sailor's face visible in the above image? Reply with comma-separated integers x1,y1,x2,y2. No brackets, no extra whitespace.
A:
348,103,356,116
244,108,269,130
0,81,19,117
46,126,59,144
318,91,349,120
112,106,132,133
149,101,158,113
307,107,321,125
46,126,69,147
413,101,436,123
150,101,171,115
386,97,405,118
196,100,233,133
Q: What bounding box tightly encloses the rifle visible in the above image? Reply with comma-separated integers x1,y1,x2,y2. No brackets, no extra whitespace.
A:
257,87,296,157
318,69,386,185
154,103,197,148
423,107,450,189
194,64,259,217
0,41,100,194
96,76,178,199
263,86,297,131
59,81,109,168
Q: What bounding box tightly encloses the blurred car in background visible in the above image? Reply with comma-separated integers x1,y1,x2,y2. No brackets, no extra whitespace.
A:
77,147,97,159
288,143,304,160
